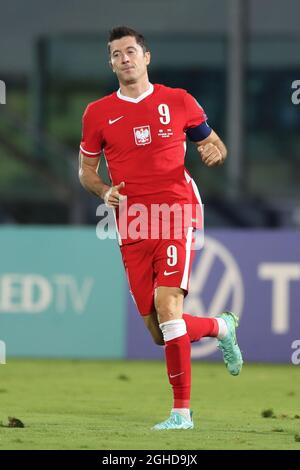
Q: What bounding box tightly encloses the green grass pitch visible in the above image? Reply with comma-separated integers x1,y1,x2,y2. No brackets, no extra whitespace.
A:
0,359,299,450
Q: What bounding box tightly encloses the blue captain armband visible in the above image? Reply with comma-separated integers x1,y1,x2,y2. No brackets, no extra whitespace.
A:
186,121,212,142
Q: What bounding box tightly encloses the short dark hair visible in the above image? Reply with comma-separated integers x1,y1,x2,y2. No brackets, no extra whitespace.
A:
108,26,149,55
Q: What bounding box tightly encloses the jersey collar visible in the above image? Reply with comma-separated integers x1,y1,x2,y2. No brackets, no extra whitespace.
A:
116,83,154,103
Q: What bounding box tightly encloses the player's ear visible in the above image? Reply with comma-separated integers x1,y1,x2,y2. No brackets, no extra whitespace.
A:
145,51,151,66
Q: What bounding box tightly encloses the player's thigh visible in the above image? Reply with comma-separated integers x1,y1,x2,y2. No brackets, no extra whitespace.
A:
120,240,155,316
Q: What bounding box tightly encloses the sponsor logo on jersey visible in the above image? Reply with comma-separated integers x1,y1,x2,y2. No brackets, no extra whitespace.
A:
109,116,124,125
133,126,151,145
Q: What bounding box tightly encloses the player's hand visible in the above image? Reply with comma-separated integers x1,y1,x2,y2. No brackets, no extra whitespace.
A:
198,143,224,167
103,182,126,207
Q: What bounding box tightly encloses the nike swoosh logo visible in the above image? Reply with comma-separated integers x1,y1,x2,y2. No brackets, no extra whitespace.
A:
170,372,184,379
109,116,124,125
163,270,179,276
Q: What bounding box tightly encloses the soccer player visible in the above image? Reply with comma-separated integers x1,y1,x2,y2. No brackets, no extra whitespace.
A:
79,26,243,430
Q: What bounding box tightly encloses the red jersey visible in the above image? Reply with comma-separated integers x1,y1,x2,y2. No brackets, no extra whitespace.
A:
80,83,206,244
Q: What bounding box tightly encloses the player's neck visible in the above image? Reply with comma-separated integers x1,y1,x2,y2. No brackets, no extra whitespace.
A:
119,79,151,99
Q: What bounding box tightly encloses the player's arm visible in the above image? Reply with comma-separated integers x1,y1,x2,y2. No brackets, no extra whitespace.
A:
184,91,227,167
195,129,227,167
79,152,125,207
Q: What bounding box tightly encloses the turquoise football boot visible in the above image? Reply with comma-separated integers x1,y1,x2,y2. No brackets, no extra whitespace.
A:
152,411,194,430
216,311,243,376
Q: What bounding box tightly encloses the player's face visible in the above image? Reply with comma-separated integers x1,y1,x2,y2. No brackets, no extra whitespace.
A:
109,36,150,85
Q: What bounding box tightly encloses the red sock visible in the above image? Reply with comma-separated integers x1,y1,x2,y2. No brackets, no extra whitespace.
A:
183,313,218,342
164,333,191,409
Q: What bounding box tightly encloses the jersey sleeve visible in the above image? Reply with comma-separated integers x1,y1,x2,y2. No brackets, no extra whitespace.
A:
183,91,208,130
80,104,102,157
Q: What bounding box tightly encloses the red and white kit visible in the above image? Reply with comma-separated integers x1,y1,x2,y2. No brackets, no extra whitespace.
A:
80,83,206,314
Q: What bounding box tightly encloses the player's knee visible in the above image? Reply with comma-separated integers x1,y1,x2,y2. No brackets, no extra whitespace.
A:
156,307,176,323
155,295,181,323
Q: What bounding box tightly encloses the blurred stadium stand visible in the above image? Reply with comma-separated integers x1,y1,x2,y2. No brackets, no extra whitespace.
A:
0,0,299,226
